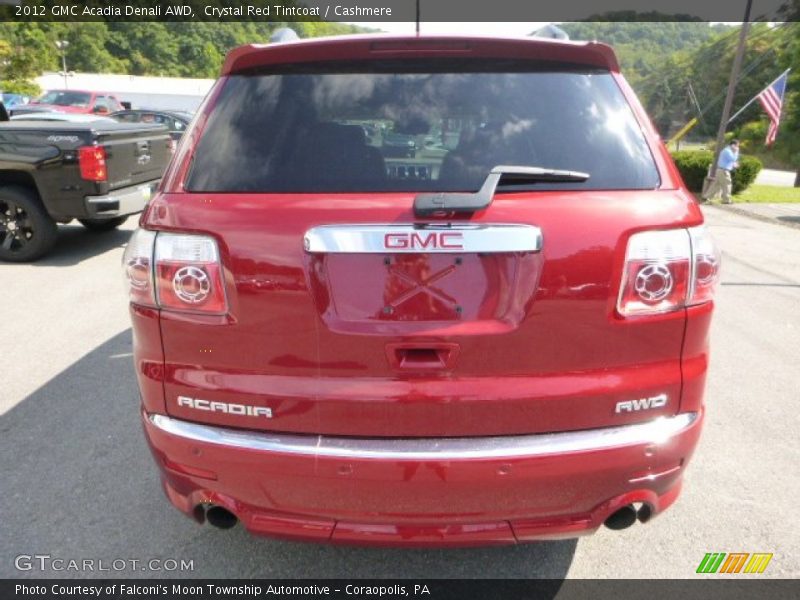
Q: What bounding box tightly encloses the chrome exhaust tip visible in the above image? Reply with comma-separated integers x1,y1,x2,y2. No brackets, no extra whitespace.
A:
205,505,238,530
604,505,638,530
637,503,653,523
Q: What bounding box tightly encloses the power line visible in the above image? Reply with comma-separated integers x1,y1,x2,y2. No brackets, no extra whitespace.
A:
688,22,796,124
634,21,795,89
650,22,796,135
696,47,779,117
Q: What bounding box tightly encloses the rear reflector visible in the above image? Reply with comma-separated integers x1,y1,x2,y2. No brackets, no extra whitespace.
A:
78,145,107,182
123,229,227,315
162,457,217,481
617,226,719,317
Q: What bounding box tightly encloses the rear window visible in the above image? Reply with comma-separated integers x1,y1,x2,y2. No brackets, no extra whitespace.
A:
187,61,660,193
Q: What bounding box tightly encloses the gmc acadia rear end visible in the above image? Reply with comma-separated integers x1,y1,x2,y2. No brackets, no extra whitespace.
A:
124,35,719,545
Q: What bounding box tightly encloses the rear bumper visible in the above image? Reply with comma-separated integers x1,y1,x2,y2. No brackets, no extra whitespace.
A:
142,408,703,546
84,181,158,217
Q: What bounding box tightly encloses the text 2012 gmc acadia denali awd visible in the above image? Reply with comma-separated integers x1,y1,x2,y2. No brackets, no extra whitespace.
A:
123,35,719,546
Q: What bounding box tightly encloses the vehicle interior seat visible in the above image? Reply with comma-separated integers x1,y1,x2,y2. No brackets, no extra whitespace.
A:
304,122,386,189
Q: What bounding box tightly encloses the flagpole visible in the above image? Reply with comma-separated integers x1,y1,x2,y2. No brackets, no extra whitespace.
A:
728,68,792,124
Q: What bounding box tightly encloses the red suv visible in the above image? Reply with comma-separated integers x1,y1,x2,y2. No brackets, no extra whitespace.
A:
124,35,719,546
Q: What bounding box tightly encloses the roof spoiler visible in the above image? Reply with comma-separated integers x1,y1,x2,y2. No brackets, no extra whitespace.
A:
221,36,620,76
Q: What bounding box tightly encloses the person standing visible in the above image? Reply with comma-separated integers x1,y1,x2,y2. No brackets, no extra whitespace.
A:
702,140,740,204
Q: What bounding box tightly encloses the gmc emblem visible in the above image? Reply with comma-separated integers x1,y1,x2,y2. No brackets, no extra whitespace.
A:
384,232,464,250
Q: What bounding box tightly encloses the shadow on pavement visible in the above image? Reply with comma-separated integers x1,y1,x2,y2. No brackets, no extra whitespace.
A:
31,223,133,267
0,330,578,579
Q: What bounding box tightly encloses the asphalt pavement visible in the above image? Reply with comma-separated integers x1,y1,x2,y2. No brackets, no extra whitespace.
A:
1,210,798,579
717,202,800,230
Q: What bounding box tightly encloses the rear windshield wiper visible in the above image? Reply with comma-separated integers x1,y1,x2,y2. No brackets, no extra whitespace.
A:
414,165,590,217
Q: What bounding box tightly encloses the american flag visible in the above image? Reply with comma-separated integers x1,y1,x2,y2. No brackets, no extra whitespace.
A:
757,71,789,145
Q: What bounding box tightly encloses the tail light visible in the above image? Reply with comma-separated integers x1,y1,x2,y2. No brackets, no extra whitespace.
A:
618,226,720,317
688,226,721,306
123,230,227,315
123,229,157,307
78,145,107,182
154,234,227,313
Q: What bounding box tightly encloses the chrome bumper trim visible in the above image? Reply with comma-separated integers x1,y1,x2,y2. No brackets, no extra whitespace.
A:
148,412,698,461
85,181,158,216
303,223,543,254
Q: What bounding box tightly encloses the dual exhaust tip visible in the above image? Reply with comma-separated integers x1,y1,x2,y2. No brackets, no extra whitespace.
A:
199,503,649,533
604,503,652,530
195,504,238,530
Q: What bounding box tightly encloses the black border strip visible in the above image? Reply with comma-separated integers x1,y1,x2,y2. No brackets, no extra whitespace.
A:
0,0,797,23
2,579,799,600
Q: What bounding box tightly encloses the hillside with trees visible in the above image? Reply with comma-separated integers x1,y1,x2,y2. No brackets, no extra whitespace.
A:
560,19,799,169
0,20,364,92
559,19,731,89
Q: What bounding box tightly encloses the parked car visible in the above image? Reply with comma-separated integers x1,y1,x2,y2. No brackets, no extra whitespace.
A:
0,113,172,261
109,109,193,140
124,35,719,545
0,93,31,108
15,89,124,116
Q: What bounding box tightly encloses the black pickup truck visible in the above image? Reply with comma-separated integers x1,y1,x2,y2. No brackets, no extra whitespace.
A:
0,112,171,261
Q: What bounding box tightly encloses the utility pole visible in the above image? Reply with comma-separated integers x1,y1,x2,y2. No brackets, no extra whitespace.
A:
705,0,753,195
55,40,69,89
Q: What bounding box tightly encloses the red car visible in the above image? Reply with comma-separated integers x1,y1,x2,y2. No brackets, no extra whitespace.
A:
26,89,124,114
124,34,719,546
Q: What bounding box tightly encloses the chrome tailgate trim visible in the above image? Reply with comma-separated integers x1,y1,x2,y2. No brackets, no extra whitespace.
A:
149,412,698,461
303,223,543,254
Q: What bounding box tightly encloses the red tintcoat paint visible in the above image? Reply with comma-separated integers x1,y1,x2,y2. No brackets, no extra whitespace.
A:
131,34,712,545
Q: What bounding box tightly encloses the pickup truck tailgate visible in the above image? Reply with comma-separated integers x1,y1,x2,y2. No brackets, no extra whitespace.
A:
95,124,171,190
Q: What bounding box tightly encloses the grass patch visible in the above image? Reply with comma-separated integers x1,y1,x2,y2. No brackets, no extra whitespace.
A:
734,184,800,203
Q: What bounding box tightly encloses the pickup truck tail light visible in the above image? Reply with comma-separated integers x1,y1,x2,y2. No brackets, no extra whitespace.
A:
617,226,720,317
123,230,227,315
78,145,107,182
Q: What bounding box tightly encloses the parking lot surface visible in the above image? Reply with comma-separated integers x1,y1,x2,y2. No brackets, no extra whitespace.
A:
1,209,798,578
